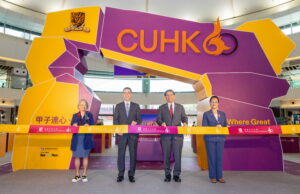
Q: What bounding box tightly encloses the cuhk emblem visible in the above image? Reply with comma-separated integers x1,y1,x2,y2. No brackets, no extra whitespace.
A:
39,127,43,132
267,127,273,133
238,128,243,133
64,12,90,32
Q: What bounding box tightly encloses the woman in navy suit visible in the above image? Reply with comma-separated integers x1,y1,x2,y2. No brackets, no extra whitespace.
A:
70,99,95,183
202,96,227,183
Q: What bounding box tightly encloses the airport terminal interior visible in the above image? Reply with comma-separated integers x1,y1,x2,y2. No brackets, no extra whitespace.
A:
1,0,300,193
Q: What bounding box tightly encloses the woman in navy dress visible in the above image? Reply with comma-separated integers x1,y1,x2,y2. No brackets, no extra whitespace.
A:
71,99,94,183
202,96,227,183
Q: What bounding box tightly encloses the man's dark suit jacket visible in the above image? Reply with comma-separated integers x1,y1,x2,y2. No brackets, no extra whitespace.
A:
113,102,142,136
156,103,188,127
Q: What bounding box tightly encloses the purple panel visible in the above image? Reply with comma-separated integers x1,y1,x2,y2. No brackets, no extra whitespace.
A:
49,51,79,68
64,39,79,58
101,7,276,76
137,135,163,161
223,135,283,171
69,40,98,52
89,96,101,122
114,65,146,76
218,97,276,125
280,137,300,153
91,134,103,153
49,67,74,77
96,9,104,49
79,82,93,102
217,97,283,170
208,73,290,107
56,73,80,84
75,57,88,74
141,109,158,115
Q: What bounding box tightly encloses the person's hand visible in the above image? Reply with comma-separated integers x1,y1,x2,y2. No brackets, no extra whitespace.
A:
84,124,89,126
216,124,222,127
162,122,166,127
73,123,78,126
183,123,188,127
131,121,137,125
118,133,123,136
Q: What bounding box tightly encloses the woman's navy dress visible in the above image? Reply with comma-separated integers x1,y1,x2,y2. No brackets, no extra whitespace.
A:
70,112,95,158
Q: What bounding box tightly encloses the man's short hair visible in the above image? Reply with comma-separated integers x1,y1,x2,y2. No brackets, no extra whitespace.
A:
164,89,175,96
123,87,132,93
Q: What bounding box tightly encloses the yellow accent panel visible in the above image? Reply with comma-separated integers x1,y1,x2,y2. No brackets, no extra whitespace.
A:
101,48,201,83
79,125,128,134
24,134,73,170
236,19,296,75
31,82,78,124
42,6,101,45
281,125,300,134
13,81,79,171
178,127,229,134
17,79,56,125
201,74,212,97
12,134,30,171
26,37,67,85
12,134,73,171
0,125,29,133
196,135,208,170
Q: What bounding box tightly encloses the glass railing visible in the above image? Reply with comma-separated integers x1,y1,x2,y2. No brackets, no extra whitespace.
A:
0,22,41,40
84,76,194,93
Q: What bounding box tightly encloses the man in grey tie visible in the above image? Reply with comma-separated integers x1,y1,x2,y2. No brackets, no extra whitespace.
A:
114,87,142,183
156,89,188,182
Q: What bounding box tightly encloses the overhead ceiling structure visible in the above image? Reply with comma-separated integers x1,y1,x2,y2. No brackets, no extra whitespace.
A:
1,0,300,27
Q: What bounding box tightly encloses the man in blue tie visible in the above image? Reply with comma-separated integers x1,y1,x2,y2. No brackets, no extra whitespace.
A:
114,87,142,183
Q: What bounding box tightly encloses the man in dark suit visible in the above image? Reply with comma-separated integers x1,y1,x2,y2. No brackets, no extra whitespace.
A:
156,89,188,182
114,87,142,183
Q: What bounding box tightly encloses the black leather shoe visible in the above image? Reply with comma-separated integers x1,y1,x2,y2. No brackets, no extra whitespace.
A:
129,176,135,183
173,175,181,182
117,176,124,182
164,174,171,182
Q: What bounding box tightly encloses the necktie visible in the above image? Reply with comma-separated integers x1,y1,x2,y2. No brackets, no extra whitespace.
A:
170,104,173,117
126,103,130,117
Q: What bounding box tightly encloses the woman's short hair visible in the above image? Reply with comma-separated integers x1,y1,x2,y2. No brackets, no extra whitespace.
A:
209,96,219,103
78,99,89,109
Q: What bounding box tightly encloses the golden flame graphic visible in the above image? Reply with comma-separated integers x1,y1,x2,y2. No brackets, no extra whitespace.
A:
203,18,230,56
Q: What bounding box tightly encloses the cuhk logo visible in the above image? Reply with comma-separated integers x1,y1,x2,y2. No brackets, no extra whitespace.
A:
39,127,44,132
238,128,243,133
137,127,142,132
267,127,273,133
66,127,71,132
88,127,92,132
165,128,169,133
